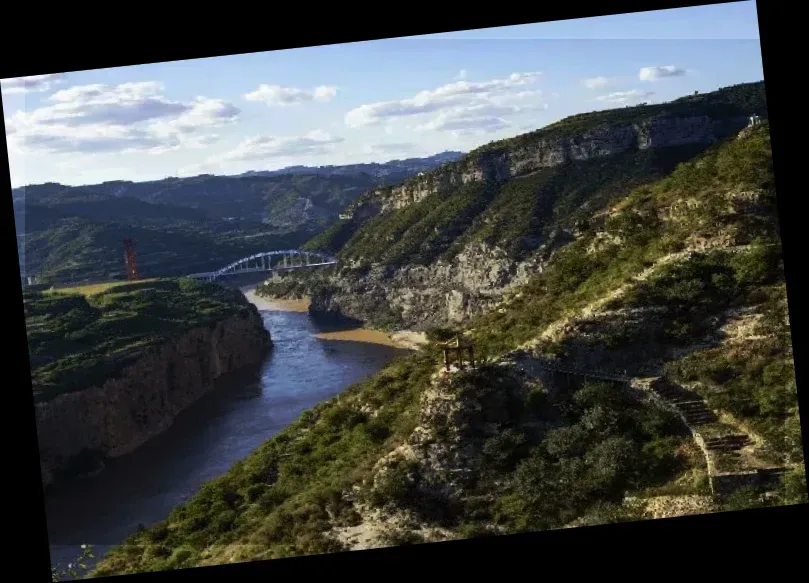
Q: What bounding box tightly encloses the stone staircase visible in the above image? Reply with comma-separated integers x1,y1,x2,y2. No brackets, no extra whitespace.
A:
643,379,717,426
500,352,791,499
702,434,751,452
641,376,788,497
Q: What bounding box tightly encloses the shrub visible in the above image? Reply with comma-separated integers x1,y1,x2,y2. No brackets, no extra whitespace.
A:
482,429,528,472
246,483,268,502
168,546,195,566
425,327,459,343
362,418,392,442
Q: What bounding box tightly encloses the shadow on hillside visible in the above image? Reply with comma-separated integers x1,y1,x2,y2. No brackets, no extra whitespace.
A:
96,280,167,295
309,310,366,334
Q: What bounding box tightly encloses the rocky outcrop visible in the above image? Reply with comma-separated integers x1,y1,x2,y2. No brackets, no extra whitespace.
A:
308,242,546,330
350,115,743,216
308,111,752,329
35,306,272,489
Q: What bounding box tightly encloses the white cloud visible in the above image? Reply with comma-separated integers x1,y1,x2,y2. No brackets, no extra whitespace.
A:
416,103,519,134
179,129,344,176
582,76,611,89
149,98,239,136
1,73,66,94
454,69,468,80
220,130,344,162
595,89,655,104
344,71,543,129
362,142,418,156
639,65,685,81
5,81,239,156
244,84,338,106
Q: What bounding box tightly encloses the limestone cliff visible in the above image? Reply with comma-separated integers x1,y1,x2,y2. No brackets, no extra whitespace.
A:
308,242,547,330
348,114,743,217
35,306,271,489
279,83,767,330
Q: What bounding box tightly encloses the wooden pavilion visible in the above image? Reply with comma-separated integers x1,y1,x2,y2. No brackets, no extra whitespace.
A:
440,336,476,371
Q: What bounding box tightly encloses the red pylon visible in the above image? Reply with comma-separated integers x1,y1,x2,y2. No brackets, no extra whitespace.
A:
123,238,140,281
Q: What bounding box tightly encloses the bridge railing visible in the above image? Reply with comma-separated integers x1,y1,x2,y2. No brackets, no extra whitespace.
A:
188,249,338,281
507,352,631,383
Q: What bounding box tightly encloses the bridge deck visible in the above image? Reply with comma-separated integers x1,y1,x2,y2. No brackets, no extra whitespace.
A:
186,249,337,282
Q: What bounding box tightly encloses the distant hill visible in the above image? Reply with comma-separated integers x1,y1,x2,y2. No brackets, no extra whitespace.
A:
278,81,770,328
13,152,465,285
237,151,465,180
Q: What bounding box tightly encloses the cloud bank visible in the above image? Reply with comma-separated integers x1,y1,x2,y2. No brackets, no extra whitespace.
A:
5,81,239,155
639,65,686,81
244,84,338,106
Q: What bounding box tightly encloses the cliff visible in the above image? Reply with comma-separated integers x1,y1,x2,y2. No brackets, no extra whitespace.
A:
31,286,272,489
355,114,731,216
93,112,805,579
290,82,768,330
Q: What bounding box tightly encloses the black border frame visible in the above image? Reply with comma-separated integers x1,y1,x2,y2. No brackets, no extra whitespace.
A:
3,0,803,580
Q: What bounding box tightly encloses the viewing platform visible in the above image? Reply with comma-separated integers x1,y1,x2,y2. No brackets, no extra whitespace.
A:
439,336,476,371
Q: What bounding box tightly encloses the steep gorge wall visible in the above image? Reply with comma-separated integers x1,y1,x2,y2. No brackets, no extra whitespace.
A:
35,306,272,489
351,115,740,216
310,114,749,329
310,242,545,330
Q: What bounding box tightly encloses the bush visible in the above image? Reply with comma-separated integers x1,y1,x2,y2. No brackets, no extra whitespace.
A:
425,327,459,343
169,546,195,566
482,429,528,472
524,386,549,416
781,466,809,504
362,418,392,442
720,486,771,512
370,458,419,507
246,483,268,502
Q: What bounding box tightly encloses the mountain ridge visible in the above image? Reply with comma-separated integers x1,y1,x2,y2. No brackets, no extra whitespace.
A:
95,118,805,576
267,81,770,330
14,152,465,284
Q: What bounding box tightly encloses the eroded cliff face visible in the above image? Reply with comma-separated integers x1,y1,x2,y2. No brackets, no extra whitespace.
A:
350,115,736,216
309,242,548,330
301,112,755,329
35,307,271,488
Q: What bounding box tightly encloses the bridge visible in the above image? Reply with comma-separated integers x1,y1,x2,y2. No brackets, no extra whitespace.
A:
185,249,337,282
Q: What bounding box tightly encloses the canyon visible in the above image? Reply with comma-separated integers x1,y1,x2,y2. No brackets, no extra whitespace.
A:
35,305,271,489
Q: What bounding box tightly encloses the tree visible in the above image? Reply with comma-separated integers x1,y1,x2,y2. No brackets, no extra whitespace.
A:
52,544,94,582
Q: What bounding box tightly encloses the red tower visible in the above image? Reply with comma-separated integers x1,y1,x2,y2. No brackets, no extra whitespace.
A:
123,238,140,281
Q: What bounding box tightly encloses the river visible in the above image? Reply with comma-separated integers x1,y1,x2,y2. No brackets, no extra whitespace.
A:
44,286,409,576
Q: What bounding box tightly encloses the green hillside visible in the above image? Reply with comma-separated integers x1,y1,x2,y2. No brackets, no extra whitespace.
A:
92,119,805,577
25,278,257,403
16,156,462,286
306,81,767,266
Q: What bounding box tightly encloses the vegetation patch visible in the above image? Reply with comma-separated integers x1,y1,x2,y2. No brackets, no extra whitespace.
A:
26,278,255,402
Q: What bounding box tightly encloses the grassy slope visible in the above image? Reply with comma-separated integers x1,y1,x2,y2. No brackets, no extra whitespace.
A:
305,82,767,263
467,125,799,456
25,279,254,403
17,172,381,285
21,212,312,285
93,124,805,576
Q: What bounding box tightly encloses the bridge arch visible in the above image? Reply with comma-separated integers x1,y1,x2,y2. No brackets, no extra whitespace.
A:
186,249,337,282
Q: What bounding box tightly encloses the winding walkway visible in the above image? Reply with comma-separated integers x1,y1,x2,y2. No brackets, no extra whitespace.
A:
493,352,788,498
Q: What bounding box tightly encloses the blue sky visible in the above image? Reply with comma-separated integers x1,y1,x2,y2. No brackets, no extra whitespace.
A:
2,1,764,188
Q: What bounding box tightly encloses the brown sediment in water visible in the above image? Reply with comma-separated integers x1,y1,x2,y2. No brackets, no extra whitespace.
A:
241,287,428,350
317,329,428,351
315,329,401,348
243,289,310,312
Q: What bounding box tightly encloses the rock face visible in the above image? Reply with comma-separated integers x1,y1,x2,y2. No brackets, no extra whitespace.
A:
311,243,544,330
34,307,272,489
310,113,750,329
349,115,737,216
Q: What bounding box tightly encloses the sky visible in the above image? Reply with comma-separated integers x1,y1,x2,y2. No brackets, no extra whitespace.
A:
1,1,764,188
